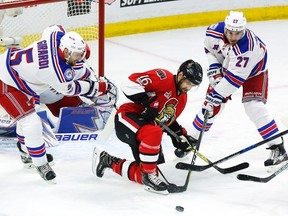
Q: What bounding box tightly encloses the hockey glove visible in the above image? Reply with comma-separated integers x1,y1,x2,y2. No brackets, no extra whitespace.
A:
202,89,225,118
82,79,108,98
141,96,159,121
168,122,196,150
207,66,223,88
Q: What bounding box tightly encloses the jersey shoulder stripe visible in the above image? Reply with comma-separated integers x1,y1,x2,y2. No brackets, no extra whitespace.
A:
50,32,74,83
232,30,258,55
206,22,225,39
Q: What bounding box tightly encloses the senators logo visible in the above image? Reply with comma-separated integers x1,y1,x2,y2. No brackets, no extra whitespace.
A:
157,98,178,125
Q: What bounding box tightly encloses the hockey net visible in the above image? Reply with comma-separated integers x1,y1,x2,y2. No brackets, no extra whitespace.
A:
0,0,106,71
0,0,117,133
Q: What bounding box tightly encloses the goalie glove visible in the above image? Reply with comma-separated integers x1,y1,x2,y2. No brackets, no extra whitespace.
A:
207,66,223,88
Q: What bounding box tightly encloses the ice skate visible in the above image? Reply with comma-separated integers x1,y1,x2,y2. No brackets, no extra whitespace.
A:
92,147,121,177
264,139,288,172
36,163,56,183
17,142,54,169
141,171,169,195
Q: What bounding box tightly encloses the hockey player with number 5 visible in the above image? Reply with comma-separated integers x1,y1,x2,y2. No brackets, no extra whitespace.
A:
92,59,203,194
0,25,112,182
182,11,288,167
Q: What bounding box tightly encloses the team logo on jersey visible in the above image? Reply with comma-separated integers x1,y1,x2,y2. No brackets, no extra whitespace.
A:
156,69,167,80
157,98,178,125
64,68,75,81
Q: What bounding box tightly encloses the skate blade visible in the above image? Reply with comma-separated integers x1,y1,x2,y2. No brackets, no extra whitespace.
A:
144,186,169,195
46,178,57,184
266,162,285,173
92,147,101,175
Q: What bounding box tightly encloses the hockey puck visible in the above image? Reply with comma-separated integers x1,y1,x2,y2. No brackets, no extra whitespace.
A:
175,205,184,212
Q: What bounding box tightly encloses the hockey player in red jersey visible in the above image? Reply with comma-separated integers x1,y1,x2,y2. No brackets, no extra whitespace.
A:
186,11,288,167
92,59,203,194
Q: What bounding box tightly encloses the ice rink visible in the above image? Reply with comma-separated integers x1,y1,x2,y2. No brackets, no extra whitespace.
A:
1,19,288,216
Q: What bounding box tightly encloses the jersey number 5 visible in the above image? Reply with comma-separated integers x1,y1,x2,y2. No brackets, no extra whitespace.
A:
10,48,33,66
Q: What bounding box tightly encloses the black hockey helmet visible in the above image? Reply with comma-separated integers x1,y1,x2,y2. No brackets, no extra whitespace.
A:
178,59,203,85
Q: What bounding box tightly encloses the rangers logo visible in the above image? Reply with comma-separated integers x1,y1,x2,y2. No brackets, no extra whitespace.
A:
64,68,75,81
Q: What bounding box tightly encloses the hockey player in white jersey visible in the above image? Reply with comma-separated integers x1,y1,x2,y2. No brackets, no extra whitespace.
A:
0,25,111,182
178,11,288,167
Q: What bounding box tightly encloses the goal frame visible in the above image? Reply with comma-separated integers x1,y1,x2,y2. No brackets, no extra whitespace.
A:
0,0,105,77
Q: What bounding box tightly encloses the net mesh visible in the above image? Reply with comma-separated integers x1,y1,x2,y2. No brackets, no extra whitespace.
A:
0,0,99,65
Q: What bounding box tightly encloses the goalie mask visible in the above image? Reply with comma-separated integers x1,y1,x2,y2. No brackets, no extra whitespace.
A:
60,31,86,62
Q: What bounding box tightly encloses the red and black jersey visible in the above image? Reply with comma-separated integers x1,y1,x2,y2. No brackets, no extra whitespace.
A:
119,68,187,126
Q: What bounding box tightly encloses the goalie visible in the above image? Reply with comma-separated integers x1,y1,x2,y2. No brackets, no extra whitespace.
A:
0,24,115,182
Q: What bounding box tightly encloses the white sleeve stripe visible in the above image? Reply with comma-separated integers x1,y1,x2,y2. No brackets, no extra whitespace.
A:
120,79,145,96
139,154,159,163
118,112,138,133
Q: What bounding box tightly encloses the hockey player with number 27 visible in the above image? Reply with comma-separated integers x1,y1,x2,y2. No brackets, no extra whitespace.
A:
92,59,203,194
0,25,112,182
184,11,288,168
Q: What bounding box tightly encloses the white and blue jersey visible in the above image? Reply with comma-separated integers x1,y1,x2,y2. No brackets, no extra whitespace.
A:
204,22,267,98
0,28,91,104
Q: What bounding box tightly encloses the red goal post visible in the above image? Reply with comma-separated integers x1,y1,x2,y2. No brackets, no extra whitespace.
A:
0,0,107,77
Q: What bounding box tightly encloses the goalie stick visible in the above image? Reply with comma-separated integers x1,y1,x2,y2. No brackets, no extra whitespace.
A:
156,119,248,174
176,129,288,172
237,162,288,183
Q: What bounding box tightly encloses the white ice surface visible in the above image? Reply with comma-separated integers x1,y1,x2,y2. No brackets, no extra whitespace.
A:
1,20,288,216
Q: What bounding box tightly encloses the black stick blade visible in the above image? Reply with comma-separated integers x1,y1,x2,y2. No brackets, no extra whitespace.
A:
222,162,249,174
175,162,208,171
237,174,266,183
167,184,186,193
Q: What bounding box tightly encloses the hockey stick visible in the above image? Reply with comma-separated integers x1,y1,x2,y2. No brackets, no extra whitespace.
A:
237,161,288,183
151,114,209,193
180,111,209,191
157,167,187,193
176,129,288,172
156,119,249,174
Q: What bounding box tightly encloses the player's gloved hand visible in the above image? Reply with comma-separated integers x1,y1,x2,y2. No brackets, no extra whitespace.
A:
207,66,223,88
141,96,159,121
173,134,198,158
82,79,108,98
202,90,225,118
167,122,197,157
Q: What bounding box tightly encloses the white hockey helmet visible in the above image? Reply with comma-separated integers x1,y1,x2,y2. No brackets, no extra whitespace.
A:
224,11,247,32
60,31,86,60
